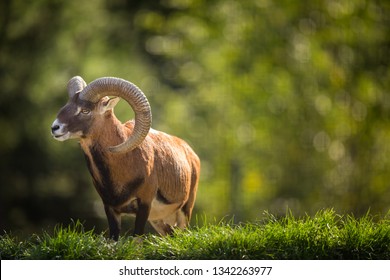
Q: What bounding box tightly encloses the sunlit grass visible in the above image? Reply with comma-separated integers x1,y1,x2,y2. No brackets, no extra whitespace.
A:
1,209,389,260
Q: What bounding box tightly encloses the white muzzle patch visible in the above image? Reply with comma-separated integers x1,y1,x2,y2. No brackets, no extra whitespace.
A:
51,119,71,141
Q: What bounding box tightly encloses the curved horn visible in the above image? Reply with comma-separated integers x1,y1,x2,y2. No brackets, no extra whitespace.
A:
67,76,86,98
79,77,152,153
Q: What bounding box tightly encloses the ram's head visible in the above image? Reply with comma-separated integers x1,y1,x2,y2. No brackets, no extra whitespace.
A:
51,76,152,153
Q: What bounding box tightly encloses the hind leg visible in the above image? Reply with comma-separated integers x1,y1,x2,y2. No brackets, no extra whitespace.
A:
150,219,174,235
162,208,189,229
150,211,177,235
150,208,188,235
174,209,188,229
181,166,199,226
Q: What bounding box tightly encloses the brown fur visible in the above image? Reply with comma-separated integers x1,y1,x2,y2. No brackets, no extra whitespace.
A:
74,103,200,240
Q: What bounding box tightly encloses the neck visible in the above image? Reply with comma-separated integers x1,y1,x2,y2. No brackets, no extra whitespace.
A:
79,114,129,152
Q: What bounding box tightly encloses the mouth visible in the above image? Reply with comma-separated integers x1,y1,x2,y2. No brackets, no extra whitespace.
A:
52,132,70,141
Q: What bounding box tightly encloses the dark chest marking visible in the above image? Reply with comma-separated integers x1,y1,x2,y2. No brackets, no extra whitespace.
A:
83,144,144,206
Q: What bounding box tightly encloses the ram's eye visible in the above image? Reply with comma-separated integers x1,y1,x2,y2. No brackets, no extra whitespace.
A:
80,109,91,114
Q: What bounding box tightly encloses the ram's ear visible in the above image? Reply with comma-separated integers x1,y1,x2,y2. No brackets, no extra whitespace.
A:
98,96,120,114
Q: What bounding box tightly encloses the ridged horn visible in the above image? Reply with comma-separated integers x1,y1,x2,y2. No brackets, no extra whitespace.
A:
78,77,152,153
67,76,86,98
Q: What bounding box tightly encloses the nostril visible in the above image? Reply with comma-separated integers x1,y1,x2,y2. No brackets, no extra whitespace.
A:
51,125,60,132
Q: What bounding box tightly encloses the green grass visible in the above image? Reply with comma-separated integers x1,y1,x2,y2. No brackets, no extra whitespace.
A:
1,209,389,260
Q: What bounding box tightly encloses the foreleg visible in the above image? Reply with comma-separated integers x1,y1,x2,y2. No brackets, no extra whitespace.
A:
133,199,151,236
104,205,121,241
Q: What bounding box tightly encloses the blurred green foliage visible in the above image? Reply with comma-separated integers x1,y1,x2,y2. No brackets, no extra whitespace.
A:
0,0,389,236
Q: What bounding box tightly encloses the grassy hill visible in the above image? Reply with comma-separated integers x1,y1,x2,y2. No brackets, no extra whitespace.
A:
1,210,389,260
